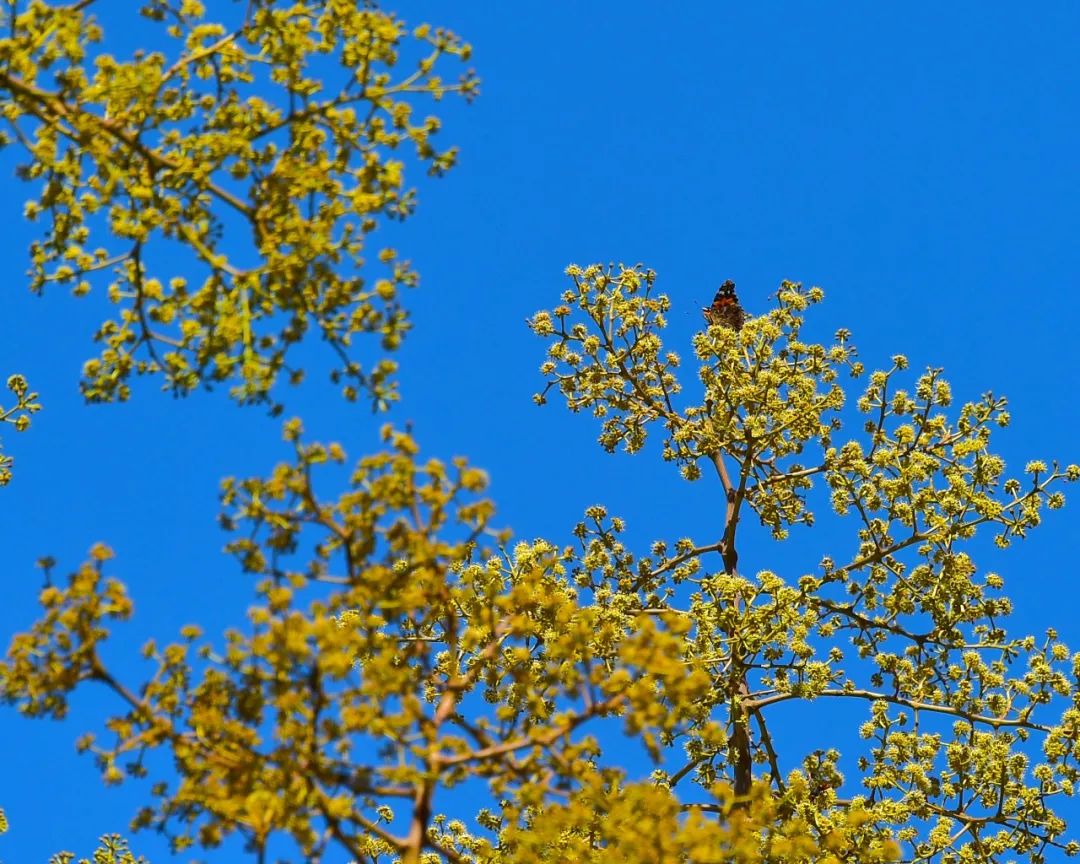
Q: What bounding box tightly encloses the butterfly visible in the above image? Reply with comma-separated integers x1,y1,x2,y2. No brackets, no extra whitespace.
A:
702,280,745,331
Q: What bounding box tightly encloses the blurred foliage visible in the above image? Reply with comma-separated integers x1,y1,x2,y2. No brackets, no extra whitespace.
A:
1,3,1078,864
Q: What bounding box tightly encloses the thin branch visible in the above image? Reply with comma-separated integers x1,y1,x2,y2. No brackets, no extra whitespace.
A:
751,706,785,793
750,689,1050,733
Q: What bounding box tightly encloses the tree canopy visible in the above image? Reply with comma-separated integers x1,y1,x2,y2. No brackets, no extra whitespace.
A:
1,3,1077,864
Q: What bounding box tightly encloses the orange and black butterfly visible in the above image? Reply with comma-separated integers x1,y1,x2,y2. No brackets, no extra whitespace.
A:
702,280,745,331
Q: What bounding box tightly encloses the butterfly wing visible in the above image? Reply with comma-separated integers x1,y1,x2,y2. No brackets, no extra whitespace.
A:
703,281,744,330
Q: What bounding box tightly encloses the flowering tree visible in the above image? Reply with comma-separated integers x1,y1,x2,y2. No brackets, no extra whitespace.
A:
528,265,1079,862
1,3,1077,864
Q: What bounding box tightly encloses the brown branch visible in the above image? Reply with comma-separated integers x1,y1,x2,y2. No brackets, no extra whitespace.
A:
708,429,754,801
708,452,740,575
440,693,625,768
750,689,1050,733
0,71,253,217
402,619,510,860
314,788,406,861
669,753,709,787
730,703,753,798
759,462,827,485
751,706,786,793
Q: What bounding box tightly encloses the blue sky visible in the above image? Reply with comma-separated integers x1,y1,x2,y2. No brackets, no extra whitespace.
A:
1,2,1079,861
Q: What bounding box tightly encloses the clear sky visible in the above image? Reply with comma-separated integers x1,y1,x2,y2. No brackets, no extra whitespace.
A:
1,2,1079,861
